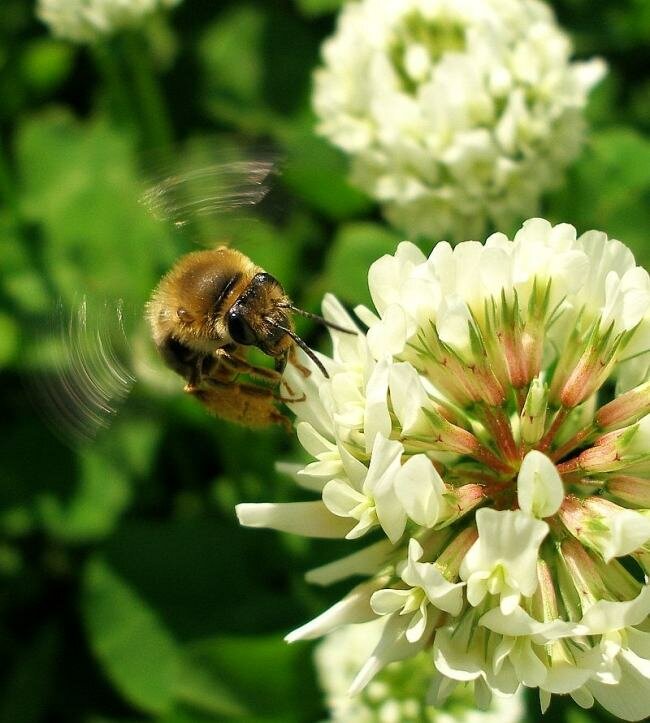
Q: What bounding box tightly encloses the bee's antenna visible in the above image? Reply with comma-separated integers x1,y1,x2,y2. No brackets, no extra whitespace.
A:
282,305,357,336
270,322,330,379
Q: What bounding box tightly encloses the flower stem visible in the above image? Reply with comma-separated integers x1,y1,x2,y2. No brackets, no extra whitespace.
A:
92,42,134,131
479,405,519,464
472,443,515,476
122,31,174,151
0,131,19,221
538,406,568,452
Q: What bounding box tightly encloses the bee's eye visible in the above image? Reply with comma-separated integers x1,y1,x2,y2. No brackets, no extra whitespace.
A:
227,310,256,345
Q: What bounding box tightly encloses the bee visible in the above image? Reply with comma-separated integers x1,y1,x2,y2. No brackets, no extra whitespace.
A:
146,245,353,430
31,145,353,443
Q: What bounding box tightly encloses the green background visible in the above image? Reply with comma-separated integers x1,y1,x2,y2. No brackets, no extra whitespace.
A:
0,0,648,720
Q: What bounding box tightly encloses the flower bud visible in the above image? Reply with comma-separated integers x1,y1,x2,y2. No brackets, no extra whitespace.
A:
596,381,650,431
559,495,650,563
521,378,548,445
607,476,650,508
557,416,650,476
559,331,618,409
434,524,478,580
421,408,513,474
614,414,650,457
558,536,607,606
535,558,561,623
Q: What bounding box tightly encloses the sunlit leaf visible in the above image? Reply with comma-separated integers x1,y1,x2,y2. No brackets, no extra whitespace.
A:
319,222,401,307
15,110,177,307
20,39,74,94
294,0,345,17
38,449,131,542
183,634,322,721
546,127,650,266
174,654,247,718
277,122,372,220
82,556,181,715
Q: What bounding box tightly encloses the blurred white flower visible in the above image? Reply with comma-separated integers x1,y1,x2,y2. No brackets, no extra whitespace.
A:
315,618,526,723
37,0,182,43
238,219,650,720
313,0,605,240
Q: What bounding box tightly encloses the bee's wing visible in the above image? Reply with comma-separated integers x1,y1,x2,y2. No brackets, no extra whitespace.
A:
139,139,282,247
27,297,137,447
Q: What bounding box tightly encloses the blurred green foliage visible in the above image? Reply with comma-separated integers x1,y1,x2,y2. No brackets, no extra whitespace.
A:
0,0,646,721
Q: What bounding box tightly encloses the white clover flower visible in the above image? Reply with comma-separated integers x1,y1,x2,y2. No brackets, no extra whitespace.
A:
459,508,549,615
315,618,526,723
313,0,605,240
37,0,182,43
237,219,650,720
371,538,465,642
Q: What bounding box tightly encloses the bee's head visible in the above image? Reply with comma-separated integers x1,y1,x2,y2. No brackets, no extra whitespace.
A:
226,273,358,379
226,272,292,354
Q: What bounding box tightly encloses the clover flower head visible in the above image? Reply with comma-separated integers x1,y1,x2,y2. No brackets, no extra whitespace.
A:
313,0,605,240
37,0,182,43
238,218,650,720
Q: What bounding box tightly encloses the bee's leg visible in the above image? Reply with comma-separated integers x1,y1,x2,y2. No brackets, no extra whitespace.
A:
288,345,311,378
217,351,283,386
266,349,305,400
208,352,304,404
272,350,298,397
275,389,306,404
189,380,292,432
184,355,205,392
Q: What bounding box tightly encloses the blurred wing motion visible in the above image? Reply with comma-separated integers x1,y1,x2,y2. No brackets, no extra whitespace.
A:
140,159,276,226
139,140,282,245
29,298,136,446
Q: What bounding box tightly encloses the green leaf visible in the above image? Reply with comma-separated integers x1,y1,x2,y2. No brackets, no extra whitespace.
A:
105,415,162,479
0,416,75,538
276,121,373,220
546,127,650,267
318,222,402,307
82,556,181,715
15,109,177,308
174,655,247,718
38,448,131,542
20,39,74,94
99,519,304,640
0,212,51,314
0,624,59,723
0,311,18,367
199,6,265,107
183,634,322,721
294,0,345,16
200,6,319,130
567,709,597,723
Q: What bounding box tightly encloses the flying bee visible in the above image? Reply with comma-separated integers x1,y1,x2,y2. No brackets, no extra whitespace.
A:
30,142,354,443
146,245,354,430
